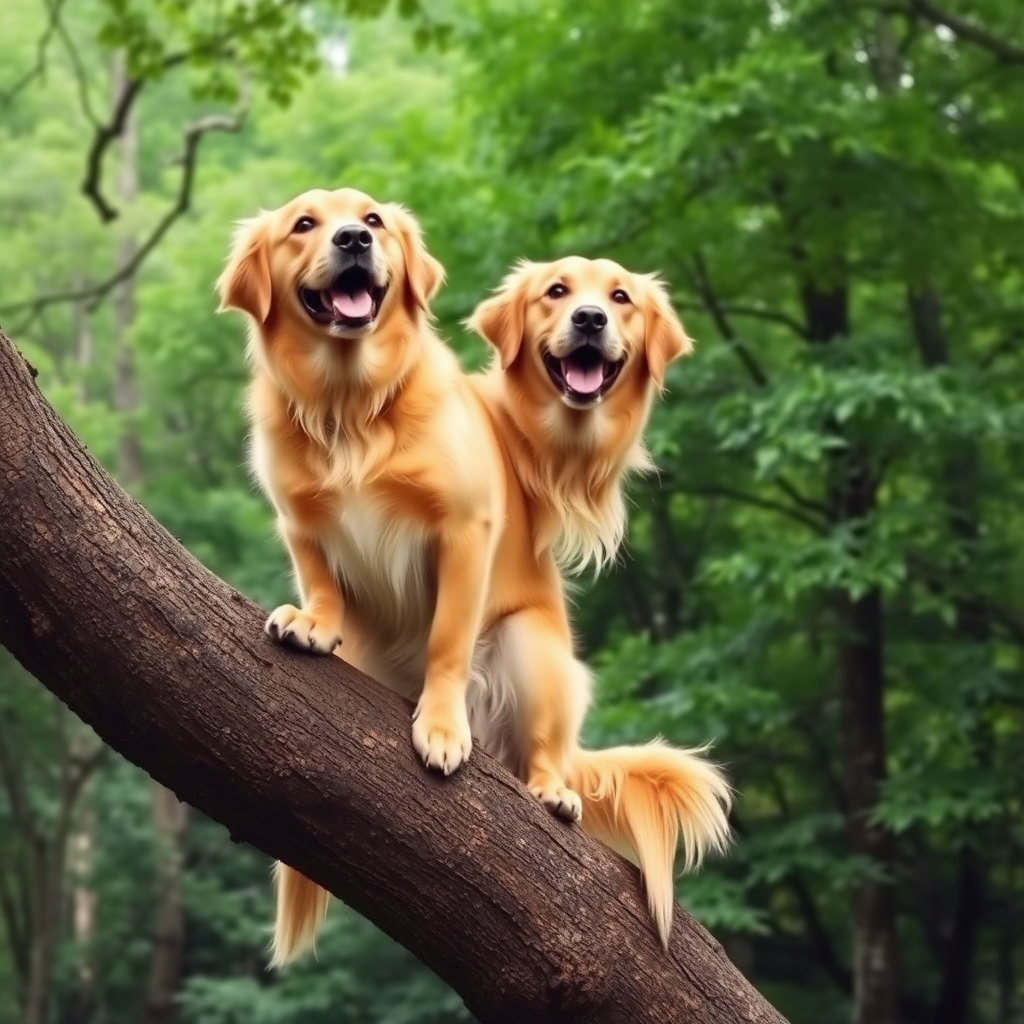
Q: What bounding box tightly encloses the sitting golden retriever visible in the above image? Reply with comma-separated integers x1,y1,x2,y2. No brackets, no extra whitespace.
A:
217,187,730,961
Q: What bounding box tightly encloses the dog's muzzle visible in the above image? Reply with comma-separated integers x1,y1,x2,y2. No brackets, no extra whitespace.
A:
542,326,625,406
299,250,388,330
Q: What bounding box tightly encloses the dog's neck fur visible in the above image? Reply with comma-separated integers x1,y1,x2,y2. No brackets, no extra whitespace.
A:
250,313,452,489
482,371,654,575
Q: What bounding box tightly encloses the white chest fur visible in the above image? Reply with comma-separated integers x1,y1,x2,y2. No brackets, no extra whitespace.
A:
319,491,435,688
329,492,429,602
257,428,525,767
320,492,525,769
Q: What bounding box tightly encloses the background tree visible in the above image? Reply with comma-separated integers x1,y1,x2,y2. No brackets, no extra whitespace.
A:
1,0,1023,1021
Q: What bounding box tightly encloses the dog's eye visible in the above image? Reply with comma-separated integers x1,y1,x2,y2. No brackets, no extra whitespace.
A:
546,283,568,300
364,212,383,228
611,288,631,305
293,216,317,234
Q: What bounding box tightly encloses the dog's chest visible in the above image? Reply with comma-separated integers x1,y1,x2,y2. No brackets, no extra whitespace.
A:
320,489,433,627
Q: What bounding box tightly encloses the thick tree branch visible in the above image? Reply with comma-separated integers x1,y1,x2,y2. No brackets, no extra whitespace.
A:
0,329,787,1024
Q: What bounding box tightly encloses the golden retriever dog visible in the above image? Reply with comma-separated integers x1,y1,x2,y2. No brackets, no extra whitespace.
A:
217,189,730,962
467,258,732,944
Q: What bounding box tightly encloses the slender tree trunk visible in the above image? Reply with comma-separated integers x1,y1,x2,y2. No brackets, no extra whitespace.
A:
907,286,989,1024
67,812,98,1024
836,585,898,1024
69,196,99,1024
23,853,55,1024
64,719,101,1024
801,280,902,1024
997,873,1017,1024
112,53,143,487
143,788,188,1024
73,287,93,404
110,53,189,1024
22,727,97,1024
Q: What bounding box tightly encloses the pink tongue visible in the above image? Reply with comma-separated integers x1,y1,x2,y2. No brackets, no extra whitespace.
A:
331,288,372,320
563,359,604,395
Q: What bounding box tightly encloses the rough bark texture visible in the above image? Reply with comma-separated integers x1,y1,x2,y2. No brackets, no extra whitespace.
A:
0,328,788,1024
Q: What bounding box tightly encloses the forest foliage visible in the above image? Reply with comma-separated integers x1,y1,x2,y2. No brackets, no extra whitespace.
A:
1,0,1022,1022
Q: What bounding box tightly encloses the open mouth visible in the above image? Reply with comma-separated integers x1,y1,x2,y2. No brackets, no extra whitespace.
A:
299,266,387,330
543,345,625,405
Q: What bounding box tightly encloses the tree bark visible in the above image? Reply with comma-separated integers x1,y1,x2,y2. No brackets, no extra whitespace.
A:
800,278,902,1024
0,328,788,1024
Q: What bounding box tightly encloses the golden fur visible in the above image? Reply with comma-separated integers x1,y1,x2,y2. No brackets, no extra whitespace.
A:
217,189,731,961
467,257,692,573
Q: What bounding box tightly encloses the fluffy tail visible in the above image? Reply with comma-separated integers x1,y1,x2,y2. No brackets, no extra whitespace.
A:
567,741,732,948
269,861,330,968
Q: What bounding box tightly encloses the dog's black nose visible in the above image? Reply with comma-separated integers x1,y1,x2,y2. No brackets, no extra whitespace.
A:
570,305,608,335
333,224,373,254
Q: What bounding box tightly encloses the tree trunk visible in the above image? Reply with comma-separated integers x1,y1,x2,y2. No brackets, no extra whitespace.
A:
66,731,99,1024
0,327,788,1024
0,673,103,1024
109,53,190,1024
112,53,143,488
801,281,901,1024
836,585,898,1024
143,787,188,1024
907,286,989,1024
73,288,93,403
23,857,55,1024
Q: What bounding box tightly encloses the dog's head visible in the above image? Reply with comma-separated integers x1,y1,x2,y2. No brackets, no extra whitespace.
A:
217,187,444,390
468,257,692,572
467,257,692,419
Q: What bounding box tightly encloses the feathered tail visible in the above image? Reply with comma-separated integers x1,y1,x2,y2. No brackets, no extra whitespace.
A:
566,740,732,948
269,861,330,968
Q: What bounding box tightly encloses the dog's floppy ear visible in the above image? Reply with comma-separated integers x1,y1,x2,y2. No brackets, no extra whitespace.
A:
466,263,532,369
387,204,445,315
642,275,693,389
217,215,272,323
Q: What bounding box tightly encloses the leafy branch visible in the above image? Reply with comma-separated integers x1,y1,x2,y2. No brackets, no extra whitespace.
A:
684,251,831,521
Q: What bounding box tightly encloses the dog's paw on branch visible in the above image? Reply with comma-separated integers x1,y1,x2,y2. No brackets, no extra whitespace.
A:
0,328,788,1024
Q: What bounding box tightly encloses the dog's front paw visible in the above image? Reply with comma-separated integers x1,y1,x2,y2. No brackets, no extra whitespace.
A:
530,783,583,824
411,698,472,776
265,605,342,655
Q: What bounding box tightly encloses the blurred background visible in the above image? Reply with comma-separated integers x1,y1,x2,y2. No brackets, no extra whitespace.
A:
1,0,1022,1022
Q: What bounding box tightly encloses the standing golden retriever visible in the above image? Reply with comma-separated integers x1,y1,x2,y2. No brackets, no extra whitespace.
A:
217,188,730,961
